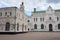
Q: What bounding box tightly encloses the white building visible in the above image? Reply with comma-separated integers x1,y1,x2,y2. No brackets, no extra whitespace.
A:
0,1,60,33
0,2,28,33
27,6,60,32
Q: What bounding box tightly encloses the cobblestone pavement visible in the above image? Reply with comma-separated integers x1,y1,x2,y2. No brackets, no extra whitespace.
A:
0,32,60,40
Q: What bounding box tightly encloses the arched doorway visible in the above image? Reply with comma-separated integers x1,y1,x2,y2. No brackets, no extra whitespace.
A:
5,22,10,31
49,24,53,31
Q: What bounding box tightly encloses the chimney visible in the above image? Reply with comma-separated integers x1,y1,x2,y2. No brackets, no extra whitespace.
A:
34,8,36,12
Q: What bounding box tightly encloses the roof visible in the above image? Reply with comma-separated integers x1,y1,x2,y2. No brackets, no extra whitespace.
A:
0,7,17,9
55,9,60,12
32,9,60,13
32,11,45,13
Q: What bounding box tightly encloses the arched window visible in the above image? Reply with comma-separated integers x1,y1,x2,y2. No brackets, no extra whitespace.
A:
5,22,10,31
17,23,19,31
58,24,60,29
41,24,44,29
34,24,37,29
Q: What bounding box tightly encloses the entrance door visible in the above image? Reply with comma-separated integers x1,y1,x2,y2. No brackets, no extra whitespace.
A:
49,24,52,31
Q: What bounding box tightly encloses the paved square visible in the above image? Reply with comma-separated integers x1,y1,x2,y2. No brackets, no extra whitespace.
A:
0,32,60,40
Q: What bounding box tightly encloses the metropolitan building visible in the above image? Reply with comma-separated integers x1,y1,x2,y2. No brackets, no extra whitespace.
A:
0,2,60,33
0,2,29,33
27,6,60,32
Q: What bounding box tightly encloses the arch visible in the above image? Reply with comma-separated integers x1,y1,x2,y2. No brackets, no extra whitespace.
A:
58,24,60,29
49,24,53,31
5,22,10,31
41,24,44,29
34,24,37,29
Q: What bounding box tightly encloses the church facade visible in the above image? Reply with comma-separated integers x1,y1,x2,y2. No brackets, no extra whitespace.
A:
27,6,60,32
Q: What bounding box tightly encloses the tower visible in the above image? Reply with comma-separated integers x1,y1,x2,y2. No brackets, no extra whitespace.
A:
20,1,24,12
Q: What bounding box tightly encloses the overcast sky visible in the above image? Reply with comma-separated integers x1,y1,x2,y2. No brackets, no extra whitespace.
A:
0,0,60,16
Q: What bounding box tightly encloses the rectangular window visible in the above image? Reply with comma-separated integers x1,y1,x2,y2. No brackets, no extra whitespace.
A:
43,18,44,21
34,18,35,22
10,12,12,16
36,18,37,22
0,12,2,16
40,18,42,21
5,12,7,16
25,25,26,30
17,23,19,31
57,17,59,21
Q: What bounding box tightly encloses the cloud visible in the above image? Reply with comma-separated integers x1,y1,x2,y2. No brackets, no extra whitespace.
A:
0,0,21,7
0,0,60,16
47,0,60,4
24,0,60,11
24,0,47,11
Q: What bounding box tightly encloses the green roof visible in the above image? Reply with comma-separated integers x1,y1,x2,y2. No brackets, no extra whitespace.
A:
32,11,45,13
32,9,60,13
55,9,60,12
